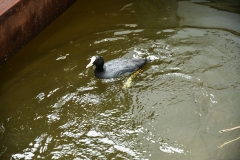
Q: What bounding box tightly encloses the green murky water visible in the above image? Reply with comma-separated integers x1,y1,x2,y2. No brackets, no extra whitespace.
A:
1,0,240,159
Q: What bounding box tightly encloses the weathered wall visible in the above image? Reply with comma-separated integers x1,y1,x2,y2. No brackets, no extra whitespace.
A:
0,0,77,66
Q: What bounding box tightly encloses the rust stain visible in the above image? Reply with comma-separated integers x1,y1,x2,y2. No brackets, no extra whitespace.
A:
0,0,20,15
0,0,77,66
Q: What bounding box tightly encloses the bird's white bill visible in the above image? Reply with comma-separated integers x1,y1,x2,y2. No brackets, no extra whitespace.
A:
86,56,96,68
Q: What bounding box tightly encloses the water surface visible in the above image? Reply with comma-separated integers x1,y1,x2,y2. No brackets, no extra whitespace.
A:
0,0,240,159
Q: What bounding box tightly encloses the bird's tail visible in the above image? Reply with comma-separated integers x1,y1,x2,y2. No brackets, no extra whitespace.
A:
146,55,159,62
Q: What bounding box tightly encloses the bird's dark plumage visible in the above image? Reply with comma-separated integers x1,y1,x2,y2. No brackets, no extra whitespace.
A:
86,56,147,79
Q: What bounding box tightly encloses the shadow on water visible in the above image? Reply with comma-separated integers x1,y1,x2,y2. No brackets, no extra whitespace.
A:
0,0,240,159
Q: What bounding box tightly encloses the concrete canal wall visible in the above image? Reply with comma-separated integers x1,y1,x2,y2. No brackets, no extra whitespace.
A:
0,0,77,66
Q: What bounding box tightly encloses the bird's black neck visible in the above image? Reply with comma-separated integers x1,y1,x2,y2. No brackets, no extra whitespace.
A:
94,56,105,72
95,65,104,72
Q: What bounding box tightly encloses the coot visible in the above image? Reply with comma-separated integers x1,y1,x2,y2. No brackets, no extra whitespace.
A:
86,56,147,79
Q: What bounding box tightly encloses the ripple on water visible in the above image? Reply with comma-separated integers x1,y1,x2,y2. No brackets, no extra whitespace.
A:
5,27,240,160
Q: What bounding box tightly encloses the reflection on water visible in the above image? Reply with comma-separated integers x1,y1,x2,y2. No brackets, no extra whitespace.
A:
1,0,240,160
